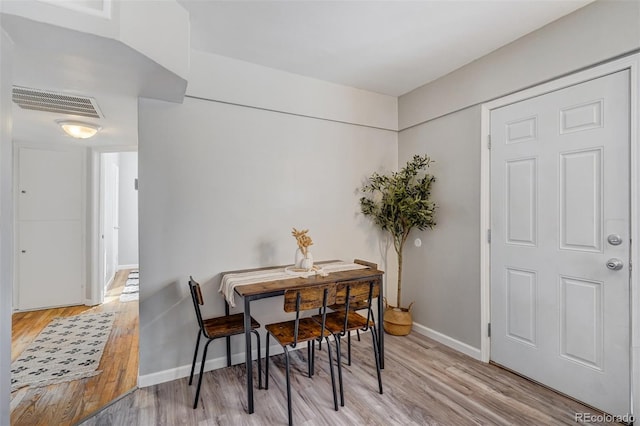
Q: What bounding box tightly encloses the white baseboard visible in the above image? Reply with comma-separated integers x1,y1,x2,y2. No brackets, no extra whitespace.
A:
105,272,116,290
138,343,289,388
137,333,349,388
118,264,139,270
411,321,482,361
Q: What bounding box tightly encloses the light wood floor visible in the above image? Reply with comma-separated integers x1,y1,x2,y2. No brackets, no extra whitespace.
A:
80,329,612,425
11,269,139,426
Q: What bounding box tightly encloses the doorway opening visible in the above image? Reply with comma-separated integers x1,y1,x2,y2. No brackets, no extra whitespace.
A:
10,149,140,425
98,151,138,301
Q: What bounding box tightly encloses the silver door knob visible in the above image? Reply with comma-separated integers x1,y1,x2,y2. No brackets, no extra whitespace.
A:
607,234,623,246
606,258,624,271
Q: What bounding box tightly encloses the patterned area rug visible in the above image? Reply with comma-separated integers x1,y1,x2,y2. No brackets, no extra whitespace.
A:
119,270,139,302
11,312,115,392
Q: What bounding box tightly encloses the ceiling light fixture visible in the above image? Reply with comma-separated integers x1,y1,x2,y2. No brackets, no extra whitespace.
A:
57,120,102,139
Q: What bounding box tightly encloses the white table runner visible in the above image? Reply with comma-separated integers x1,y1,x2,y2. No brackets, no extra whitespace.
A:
219,261,368,307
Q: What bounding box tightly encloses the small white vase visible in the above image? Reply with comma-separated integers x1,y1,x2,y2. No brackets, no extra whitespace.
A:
300,252,314,270
295,248,305,268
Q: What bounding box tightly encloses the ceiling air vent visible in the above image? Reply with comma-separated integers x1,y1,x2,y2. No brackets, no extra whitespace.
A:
12,86,103,119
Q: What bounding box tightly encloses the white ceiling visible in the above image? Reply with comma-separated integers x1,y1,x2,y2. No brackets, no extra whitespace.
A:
179,0,593,96
4,1,593,147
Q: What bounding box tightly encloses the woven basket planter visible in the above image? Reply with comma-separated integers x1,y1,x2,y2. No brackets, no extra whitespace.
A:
383,300,413,336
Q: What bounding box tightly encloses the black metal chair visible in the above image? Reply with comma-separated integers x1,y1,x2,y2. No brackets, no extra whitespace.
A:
323,259,378,364
264,283,339,426
188,276,262,409
318,260,378,362
314,278,382,407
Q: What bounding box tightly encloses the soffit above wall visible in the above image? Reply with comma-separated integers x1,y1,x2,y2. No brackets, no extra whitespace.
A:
1,14,187,147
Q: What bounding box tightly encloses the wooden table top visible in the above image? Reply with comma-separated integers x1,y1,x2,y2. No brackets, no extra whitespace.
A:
228,261,384,298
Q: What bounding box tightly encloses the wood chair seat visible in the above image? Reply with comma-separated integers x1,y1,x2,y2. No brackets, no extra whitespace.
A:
202,313,259,339
314,309,373,356
314,311,373,334
318,259,380,357
265,318,332,347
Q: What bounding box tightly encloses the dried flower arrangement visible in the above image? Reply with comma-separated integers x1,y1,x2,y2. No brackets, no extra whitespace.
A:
291,228,313,256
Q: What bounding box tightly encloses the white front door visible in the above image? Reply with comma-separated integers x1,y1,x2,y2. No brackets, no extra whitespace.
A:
18,147,84,310
490,70,630,415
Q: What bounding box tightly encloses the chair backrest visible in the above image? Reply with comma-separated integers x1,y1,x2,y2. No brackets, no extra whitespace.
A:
354,259,378,269
284,284,336,312
334,279,380,305
188,276,206,332
335,279,379,331
284,284,336,347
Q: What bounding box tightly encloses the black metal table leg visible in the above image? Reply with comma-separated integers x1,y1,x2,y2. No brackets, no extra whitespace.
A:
225,301,231,367
378,285,384,369
244,296,254,414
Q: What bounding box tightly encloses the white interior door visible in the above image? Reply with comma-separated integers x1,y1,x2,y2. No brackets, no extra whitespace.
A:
111,163,119,277
490,70,630,415
18,147,84,310
101,154,119,290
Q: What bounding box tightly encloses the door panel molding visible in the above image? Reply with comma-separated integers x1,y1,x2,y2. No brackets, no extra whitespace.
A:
480,53,640,416
558,275,604,370
505,157,538,246
559,148,603,253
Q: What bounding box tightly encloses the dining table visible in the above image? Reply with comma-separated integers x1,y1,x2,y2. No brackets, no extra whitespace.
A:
219,259,385,414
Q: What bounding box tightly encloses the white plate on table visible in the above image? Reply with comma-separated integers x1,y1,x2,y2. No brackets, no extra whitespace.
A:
284,265,327,277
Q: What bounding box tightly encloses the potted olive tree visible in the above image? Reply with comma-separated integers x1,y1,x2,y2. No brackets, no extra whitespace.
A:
360,154,437,335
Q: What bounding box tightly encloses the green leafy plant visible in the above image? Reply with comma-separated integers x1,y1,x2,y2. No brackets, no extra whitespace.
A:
360,154,437,309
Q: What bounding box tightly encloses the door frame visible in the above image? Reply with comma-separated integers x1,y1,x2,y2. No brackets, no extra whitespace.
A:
480,53,639,413
88,146,137,306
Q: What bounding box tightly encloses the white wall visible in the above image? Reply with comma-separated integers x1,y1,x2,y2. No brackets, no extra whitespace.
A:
399,106,481,349
1,0,119,39
119,0,190,79
117,151,138,267
188,50,398,131
0,26,14,426
398,0,640,354
138,51,397,381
